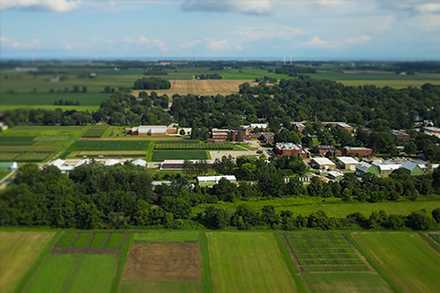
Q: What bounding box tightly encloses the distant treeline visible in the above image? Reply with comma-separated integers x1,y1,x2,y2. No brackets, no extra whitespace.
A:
195,73,222,80
133,77,171,90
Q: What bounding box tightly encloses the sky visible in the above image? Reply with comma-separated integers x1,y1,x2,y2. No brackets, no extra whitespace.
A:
1,0,440,60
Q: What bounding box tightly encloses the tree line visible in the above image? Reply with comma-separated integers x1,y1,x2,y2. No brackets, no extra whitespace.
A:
1,163,439,231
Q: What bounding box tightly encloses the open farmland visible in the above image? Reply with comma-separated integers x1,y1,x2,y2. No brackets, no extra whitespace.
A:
22,231,128,293
152,150,208,161
207,232,298,293
154,142,235,150
119,231,205,293
0,126,87,162
133,79,250,96
66,139,150,158
282,231,391,293
352,232,440,293
0,231,54,293
81,125,109,138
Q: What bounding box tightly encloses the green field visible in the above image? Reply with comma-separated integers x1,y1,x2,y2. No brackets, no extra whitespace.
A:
352,232,440,293
152,150,208,161
155,142,235,150
207,232,298,293
194,196,440,218
70,140,150,151
81,126,110,138
282,231,391,293
1,230,440,292
22,231,128,293
0,231,54,293
0,92,109,106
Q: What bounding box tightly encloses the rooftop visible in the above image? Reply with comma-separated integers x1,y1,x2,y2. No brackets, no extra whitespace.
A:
311,157,336,166
336,156,359,165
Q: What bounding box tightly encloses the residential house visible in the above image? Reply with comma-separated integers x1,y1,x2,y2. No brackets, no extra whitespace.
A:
322,122,354,133
372,161,402,177
316,145,337,157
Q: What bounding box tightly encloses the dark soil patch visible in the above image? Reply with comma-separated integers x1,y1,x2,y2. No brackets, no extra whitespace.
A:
123,242,201,281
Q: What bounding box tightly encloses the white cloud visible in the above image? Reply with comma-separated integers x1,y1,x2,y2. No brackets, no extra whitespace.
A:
416,3,440,13
206,39,242,51
0,36,40,49
181,0,272,15
239,25,304,41
0,0,79,12
125,36,169,53
304,34,371,49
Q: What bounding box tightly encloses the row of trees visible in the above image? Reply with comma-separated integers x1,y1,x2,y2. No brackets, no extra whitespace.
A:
133,77,171,90
195,73,222,80
198,205,440,231
1,163,439,231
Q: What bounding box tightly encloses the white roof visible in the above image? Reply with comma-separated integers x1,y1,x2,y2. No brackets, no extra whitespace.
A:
356,161,372,172
161,160,185,164
401,161,427,171
276,143,302,150
373,162,401,171
131,159,147,167
138,125,168,133
311,157,336,166
337,156,359,165
250,123,268,129
104,159,121,166
327,170,344,178
197,175,237,183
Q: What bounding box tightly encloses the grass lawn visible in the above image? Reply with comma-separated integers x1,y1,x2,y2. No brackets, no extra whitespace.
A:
207,232,298,293
0,231,54,293
193,196,440,218
152,150,208,161
352,232,440,293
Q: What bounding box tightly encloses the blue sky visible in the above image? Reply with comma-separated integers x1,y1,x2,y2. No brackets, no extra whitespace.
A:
1,0,440,60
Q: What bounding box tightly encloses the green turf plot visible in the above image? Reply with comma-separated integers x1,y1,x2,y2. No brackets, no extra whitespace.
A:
22,254,117,293
352,232,440,293
82,126,108,138
71,140,150,151
152,150,208,161
283,232,369,272
155,142,235,150
207,232,298,293
302,272,391,293
427,232,440,245
0,136,35,145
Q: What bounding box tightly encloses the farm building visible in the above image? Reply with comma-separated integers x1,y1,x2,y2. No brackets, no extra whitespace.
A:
131,159,147,167
356,162,379,176
0,162,18,172
336,156,359,171
197,175,237,187
372,161,402,177
423,127,440,138
326,170,344,180
274,143,308,158
322,122,354,133
258,132,275,145
343,147,373,158
315,145,338,157
50,159,90,173
310,157,336,170
400,161,427,176
0,122,8,131
211,128,230,142
242,123,269,130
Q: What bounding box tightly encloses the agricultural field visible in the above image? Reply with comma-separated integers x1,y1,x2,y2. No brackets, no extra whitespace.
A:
352,232,440,293
66,139,151,158
119,231,206,293
134,80,250,96
81,125,109,138
194,196,440,218
21,230,128,293
207,232,298,293
152,150,208,161
154,142,235,150
428,232,440,245
0,231,55,293
282,231,391,293
0,126,87,162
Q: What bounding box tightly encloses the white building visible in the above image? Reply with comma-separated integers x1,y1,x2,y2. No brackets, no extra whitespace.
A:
197,175,237,187
310,157,336,170
336,156,359,171
131,159,147,167
50,159,90,173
